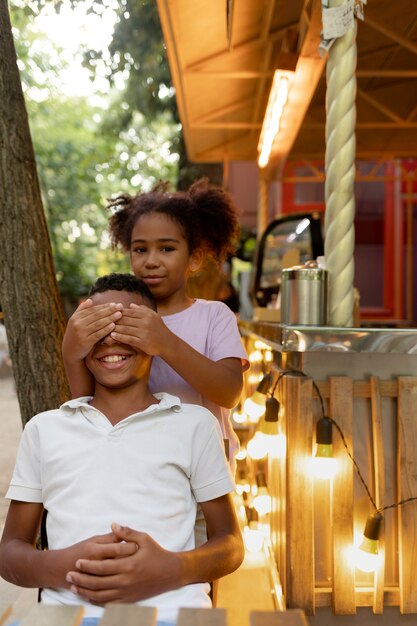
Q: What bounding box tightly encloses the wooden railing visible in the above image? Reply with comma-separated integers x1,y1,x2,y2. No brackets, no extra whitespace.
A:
0,591,310,626
269,374,417,616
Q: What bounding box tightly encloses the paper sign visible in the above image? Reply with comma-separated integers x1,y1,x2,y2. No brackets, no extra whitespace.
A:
322,0,355,40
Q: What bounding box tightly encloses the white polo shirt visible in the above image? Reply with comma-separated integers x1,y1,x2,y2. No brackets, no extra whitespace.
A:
6,393,235,622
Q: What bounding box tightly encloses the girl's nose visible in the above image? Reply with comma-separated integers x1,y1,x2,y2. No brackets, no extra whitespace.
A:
145,250,159,267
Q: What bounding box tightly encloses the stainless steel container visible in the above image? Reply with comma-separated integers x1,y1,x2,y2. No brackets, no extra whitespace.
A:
280,261,327,325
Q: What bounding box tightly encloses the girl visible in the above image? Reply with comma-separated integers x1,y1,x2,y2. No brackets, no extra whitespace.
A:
62,179,249,466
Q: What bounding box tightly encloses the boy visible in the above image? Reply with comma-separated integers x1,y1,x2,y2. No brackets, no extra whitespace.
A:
0,273,244,626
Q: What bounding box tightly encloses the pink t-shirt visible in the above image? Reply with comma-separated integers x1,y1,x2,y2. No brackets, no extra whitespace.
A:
149,299,249,462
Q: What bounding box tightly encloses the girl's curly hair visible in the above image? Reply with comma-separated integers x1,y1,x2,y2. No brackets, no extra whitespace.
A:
107,178,240,265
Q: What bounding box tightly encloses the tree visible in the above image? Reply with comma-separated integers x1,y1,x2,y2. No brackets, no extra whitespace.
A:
87,0,222,188
0,0,70,425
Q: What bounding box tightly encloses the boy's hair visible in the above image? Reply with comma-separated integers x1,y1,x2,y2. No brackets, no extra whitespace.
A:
106,178,240,265
88,273,157,311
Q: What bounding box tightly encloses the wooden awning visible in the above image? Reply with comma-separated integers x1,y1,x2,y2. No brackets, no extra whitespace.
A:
156,0,417,175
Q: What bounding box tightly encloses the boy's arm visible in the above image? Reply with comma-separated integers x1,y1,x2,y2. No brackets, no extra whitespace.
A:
65,493,244,604
112,306,244,408
0,501,138,590
62,299,123,397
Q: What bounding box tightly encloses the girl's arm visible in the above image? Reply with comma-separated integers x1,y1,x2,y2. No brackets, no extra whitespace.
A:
0,501,137,590
62,299,123,398
64,493,244,604
112,306,244,408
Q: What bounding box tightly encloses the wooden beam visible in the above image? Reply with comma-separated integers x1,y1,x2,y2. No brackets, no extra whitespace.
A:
265,0,326,172
185,23,299,72
192,97,256,124
364,15,417,56
357,88,405,123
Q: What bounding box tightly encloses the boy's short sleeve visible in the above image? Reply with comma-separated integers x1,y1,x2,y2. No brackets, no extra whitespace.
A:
190,411,235,502
6,419,42,502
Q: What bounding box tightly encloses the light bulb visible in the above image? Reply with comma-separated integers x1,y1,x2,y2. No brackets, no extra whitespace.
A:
313,416,337,479
258,397,279,436
243,373,271,422
235,448,247,461
247,431,268,459
243,394,266,421
232,409,247,424
235,469,250,495
253,492,271,516
253,472,271,516
249,349,263,364
355,513,383,573
268,432,287,458
244,524,264,553
312,444,337,479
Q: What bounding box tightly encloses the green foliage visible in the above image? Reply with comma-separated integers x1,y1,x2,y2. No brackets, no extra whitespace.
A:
8,0,179,309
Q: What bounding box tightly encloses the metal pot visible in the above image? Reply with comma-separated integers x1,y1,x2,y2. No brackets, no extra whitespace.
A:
280,260,327,325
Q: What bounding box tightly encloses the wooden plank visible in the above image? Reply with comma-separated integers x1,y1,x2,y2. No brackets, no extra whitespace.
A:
370,376,386,614
329,377,356,614
397,376,417,613
284,376,314,614
177,607,228,626
250,608,309,625
316,380,397,400
20,604,84,626
98,603,157,626
268,384,287,598
315,585,400,606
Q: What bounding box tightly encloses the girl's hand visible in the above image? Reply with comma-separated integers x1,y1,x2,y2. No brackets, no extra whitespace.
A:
62,299,123,363
65,524,182,603
110,305,171,357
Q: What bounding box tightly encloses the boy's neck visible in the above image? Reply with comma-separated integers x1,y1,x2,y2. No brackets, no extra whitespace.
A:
90,380,158,426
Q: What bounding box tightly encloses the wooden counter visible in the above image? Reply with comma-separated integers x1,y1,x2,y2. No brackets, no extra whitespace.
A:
239,322,417,622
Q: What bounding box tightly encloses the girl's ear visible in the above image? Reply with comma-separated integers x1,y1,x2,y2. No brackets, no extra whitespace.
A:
189,248,204,273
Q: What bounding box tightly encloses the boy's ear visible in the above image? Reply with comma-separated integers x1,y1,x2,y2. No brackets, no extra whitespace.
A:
189,248,204,273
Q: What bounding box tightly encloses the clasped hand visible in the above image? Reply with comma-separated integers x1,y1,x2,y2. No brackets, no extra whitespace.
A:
66,523,182,604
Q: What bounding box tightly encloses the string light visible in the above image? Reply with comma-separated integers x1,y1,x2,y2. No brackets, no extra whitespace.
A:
257,396,286,457
253,472,272,516
312,415,337,480
246,431,268,460
243,372,271,422
355,512,383,573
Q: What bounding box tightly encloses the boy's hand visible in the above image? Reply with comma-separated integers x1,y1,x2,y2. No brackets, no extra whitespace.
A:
65,524,182,602
110,305,171,357
59,531,138,589
62,299,123,362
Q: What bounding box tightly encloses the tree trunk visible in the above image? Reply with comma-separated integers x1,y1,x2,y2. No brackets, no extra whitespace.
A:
0,0,70,425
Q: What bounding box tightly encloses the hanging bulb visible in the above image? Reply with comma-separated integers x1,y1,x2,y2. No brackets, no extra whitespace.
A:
259,397,280,436
257,396,286,457
235,468,250,495
355,512,383,572
247,431,268,460
232,403,247,425
243,373,271,422
243,508,264,553
235,447,247,461
249,349,263,364
253,472,271,516
312,416,337,479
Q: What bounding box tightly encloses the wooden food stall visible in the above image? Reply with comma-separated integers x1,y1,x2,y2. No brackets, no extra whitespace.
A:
156,0,417,623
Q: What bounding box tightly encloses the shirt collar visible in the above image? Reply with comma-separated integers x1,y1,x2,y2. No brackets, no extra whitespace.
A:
61,392,182,416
